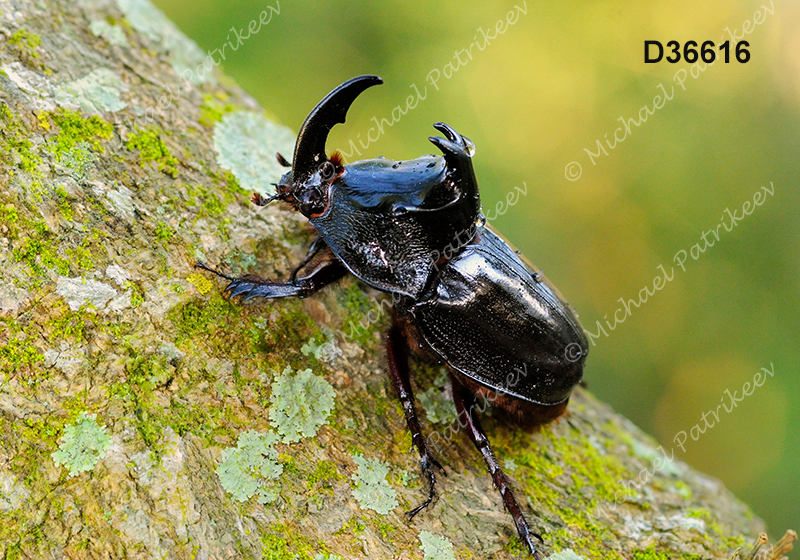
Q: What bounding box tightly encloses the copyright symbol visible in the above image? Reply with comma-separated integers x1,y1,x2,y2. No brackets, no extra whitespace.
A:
565,343,583,363
565,162,582,182
319,161,337,181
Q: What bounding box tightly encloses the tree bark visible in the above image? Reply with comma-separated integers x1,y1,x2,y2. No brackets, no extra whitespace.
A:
0,1,791,559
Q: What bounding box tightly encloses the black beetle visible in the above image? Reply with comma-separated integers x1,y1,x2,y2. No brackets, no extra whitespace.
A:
197,75,588,558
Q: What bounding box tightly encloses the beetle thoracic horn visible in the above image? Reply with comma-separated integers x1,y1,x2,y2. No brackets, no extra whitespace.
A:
291,75,383,181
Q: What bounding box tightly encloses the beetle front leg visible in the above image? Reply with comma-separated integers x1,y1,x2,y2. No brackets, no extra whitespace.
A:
386,322,444,519
450,376,543,559
290,236,327,283
195,259,347,301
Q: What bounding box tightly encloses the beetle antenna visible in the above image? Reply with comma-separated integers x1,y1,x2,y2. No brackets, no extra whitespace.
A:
252,193,271,206
252,188,282,207
194,261,233,281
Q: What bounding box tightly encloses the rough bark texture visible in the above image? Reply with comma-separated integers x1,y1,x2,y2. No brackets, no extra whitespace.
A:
0,1,789,559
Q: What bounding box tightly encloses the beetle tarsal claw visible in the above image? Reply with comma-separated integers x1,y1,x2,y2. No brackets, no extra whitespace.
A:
517,530,543,558
225,278,287,300
226,281,255,298
429,455,446,475
405,487,437,520
404,452,442,519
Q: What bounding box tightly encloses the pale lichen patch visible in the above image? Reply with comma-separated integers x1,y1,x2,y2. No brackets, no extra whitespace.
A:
350,454,398,515
629,439,683,477
0,472,31,512
0,282,29,316
546,549,589,560
89,20,127,47
93,181,136,219
56,276,117,312
106,264,132,287
667,513,706,532
419,531,456,560
43,342,85,376
117,505,159,549
0,61,57,110
115,0,212,85
418,386,457,425
301,327,342,366
51,411,113,477
107,289,132,312
142,278,193,321
54,68,127,114
157,342,185,362
58,141,96,181
269,366,336,443
314,554,342,560
216,430,283,503
212,111,295,194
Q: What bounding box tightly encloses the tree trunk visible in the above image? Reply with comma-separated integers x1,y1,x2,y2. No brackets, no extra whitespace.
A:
0,1,792,559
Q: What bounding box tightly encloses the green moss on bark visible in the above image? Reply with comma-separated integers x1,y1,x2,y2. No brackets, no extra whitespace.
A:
126,126,179,177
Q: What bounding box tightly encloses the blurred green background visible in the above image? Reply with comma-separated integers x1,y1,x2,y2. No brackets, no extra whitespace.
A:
153,0,799,534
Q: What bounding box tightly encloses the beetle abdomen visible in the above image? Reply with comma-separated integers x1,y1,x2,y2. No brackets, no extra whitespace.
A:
410,227,588,406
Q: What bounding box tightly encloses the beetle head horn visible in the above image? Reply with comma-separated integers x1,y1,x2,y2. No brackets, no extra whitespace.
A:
291,75,383,181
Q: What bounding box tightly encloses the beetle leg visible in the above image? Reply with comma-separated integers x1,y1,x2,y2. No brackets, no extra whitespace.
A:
386,323,444,519
289,236,327,283
450,377,543,559
194,259,347,300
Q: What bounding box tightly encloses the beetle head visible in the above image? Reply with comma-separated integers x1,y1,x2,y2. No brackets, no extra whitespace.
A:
265,151,346,217
257,75,383,218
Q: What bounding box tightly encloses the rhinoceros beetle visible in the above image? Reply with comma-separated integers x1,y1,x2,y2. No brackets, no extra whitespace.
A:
197,75,588,558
